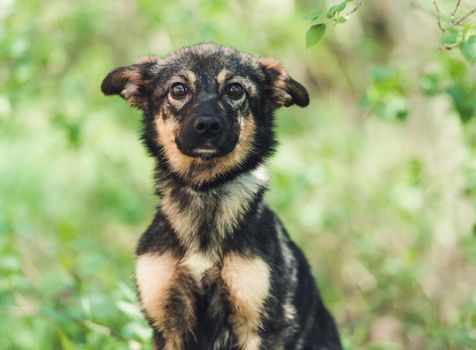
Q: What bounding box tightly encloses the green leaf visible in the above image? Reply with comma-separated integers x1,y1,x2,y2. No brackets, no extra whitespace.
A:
58,331,74,350
116,300,143,318
327,1,348,18
386,95,409,121
303,8,325,21
440,28,460,46
460,35,476,64
311,17,332,26
420,73,441,96
306,23,327,48
446,85,476,122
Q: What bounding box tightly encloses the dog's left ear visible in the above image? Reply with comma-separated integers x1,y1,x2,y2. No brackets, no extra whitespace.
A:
101,57,159,110
258,57,309,108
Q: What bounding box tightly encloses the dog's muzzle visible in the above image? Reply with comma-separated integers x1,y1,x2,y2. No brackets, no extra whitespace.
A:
175,95,240,159
189,115,223,157
176,113,238,159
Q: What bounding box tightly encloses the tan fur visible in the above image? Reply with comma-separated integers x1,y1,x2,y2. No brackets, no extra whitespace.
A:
137,56,159,64
137,253,200,350
184,70,197,88
119,66,156,109
258,57,293,107
283,303,296,321
180,252,215,286
155,112,256,185
119,69,143,106
136,252,176,329
155,115,189,174
221,253,271,350
215,168,265,234
258,57,283,72
217,69,229,85
167,70,197,92
159,182,201,249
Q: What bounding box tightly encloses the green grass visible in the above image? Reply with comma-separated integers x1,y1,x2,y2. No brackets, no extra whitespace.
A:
1,0,475,349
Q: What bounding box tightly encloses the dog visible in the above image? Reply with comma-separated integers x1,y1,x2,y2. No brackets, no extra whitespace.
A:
101,43,342,350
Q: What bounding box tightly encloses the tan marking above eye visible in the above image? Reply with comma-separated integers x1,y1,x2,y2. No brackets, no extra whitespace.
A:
184,70,197,87
163,70,198,100
217,69,258,97
169,70,197,88
217,69,229,85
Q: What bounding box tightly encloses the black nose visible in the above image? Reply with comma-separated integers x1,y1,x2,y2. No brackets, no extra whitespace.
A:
193,115,222,138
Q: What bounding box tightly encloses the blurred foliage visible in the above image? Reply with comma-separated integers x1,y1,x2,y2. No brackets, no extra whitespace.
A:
304,0,363,47
364,66,410,121
1,0,476,349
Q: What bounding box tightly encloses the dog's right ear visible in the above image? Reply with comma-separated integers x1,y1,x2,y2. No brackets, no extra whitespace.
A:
101,57,158,110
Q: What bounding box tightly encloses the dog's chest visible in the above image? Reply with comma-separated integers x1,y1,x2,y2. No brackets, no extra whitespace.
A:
136,250,269,297
136,250,270,349
180,252,216,285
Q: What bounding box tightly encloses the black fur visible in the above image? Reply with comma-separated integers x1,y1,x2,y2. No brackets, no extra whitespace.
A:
102,43,341,350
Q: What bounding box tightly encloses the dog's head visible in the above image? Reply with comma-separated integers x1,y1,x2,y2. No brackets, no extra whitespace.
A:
101,44,309,186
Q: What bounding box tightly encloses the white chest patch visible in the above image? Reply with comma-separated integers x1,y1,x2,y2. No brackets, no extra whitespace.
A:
179,252,215,284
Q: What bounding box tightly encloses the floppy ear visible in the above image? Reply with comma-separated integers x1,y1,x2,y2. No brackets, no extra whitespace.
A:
258,57,309,108
101,57,159,110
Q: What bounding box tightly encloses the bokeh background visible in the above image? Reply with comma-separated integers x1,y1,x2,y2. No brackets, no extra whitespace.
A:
1,0,476,349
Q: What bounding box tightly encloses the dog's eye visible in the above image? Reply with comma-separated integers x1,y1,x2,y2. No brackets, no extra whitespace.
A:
170,83,188,99
226,83,244,99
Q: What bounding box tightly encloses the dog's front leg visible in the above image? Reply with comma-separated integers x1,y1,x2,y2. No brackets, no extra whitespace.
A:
221,253,271,350
136,252,198,350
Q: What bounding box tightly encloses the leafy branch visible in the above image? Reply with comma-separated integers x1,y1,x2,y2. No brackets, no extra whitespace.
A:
432,0,476,64
433,0,476,30
304,0,364,48
305,1,476,65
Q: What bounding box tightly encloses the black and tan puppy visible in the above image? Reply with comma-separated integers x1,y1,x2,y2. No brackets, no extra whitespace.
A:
101,43,341,350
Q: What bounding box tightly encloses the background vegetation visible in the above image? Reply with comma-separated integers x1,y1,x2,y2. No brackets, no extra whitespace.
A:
1,0,475,349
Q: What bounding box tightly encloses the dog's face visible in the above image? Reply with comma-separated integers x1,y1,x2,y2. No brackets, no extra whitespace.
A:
101,44,309,186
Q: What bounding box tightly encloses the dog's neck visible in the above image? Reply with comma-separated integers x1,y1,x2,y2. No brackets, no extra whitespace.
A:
156,166,268,254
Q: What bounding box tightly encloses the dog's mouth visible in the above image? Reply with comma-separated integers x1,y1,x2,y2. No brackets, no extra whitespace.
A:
190,145,220,159
175,138,231,159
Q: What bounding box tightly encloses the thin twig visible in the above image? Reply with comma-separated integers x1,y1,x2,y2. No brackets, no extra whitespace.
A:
451,0,462,23
441,42,460,50
344,1,364,20
432,0,445,32
447,7,476,29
